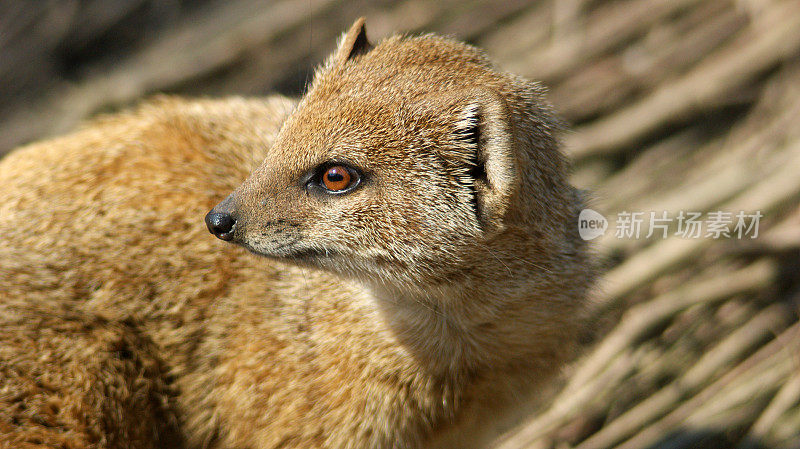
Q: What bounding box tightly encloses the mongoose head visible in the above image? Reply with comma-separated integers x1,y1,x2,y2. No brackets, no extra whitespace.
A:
207,18,579,290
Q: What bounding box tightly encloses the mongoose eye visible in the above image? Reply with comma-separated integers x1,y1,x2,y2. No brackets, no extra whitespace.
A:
321,165,358,192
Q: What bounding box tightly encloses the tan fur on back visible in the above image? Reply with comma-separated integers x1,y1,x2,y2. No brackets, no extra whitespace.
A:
0,20,594,449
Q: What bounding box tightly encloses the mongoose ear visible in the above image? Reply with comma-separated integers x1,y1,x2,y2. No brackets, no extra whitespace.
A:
334,17,373,65
452,90,519,232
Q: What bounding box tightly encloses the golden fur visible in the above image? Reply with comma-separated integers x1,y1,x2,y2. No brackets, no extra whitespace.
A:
0,19,593,449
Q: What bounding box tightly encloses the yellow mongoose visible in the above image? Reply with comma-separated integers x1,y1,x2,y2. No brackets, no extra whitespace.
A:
0,19,593,449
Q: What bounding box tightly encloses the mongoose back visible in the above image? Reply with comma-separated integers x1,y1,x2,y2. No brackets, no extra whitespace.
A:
0,19,594,449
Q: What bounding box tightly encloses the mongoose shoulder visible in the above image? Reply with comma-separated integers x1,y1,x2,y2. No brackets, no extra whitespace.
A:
0,18,594,449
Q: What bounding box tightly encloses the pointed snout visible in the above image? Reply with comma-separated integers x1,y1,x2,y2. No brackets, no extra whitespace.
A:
205,212,236,241
205,195,237,241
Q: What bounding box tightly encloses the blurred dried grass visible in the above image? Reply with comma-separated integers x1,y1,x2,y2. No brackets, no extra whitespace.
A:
2,1,798,448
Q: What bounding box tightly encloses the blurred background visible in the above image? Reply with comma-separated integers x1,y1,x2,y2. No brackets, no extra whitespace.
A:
1,1,799,448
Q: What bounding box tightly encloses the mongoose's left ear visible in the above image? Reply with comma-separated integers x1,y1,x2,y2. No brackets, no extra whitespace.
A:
451,89,519,232
334,17,373,65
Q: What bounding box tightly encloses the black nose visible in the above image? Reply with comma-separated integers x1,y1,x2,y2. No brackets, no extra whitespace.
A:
205,212,236,241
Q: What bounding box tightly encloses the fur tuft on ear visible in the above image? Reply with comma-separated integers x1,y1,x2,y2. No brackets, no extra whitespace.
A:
334,17,373,65
450,90,519,233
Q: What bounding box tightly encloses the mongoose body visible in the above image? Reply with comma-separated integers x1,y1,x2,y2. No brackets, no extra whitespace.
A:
0,19,593,449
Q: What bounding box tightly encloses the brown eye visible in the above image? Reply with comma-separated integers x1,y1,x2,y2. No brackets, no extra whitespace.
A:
322,165,353,192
